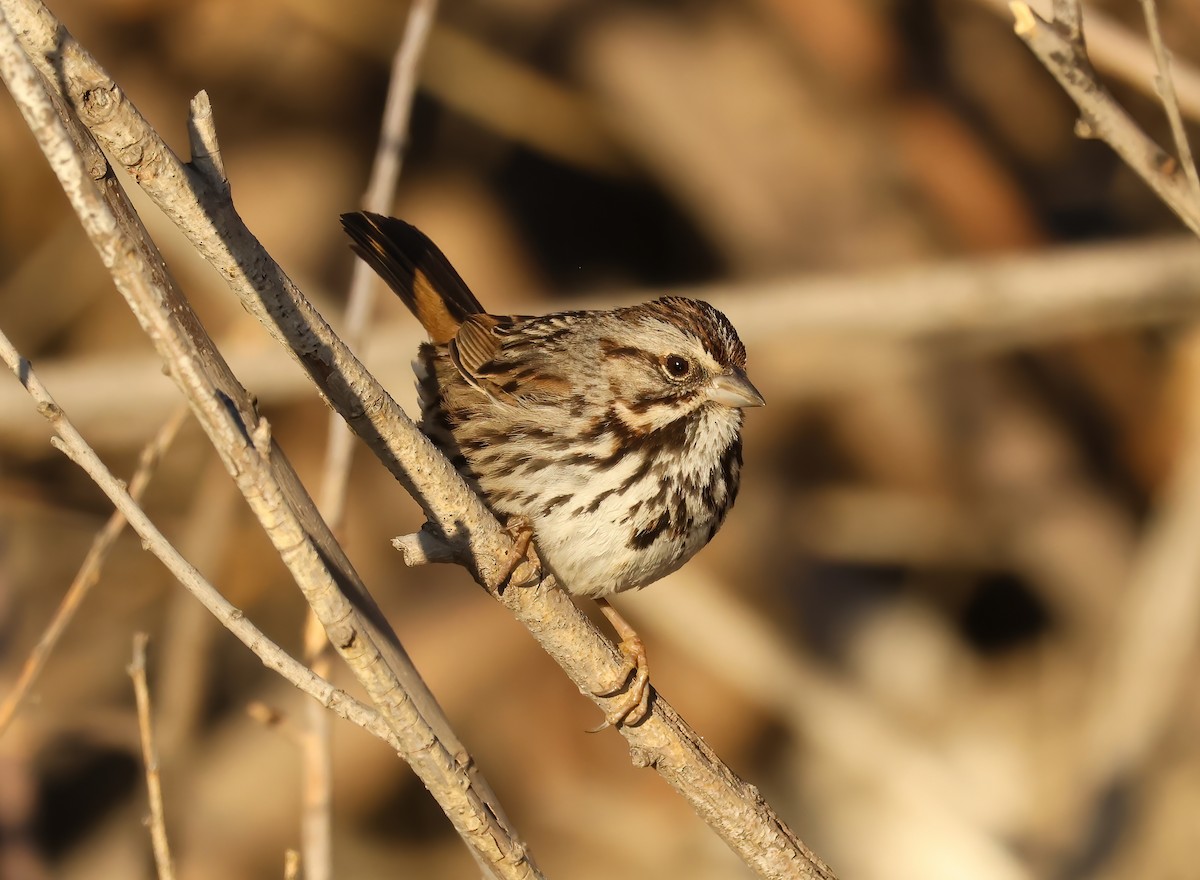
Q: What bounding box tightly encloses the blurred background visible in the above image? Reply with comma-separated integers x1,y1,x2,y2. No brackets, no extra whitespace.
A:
3,0,1200,878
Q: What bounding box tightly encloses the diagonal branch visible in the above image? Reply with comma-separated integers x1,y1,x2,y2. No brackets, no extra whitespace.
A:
0,6,536,878
1009,0,1200,870
1138,0,1200,203
0,324,396,757
305,5,439,878
0,405,187,737
975,0,1200,122
1008,1,1200,236
0,0,835,875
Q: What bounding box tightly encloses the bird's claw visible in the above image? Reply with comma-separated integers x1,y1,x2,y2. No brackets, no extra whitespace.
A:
591,633,651,729
496,515,541,590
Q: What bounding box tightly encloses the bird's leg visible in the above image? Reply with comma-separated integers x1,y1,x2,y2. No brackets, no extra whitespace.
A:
592,598,651,727
495,515,541,590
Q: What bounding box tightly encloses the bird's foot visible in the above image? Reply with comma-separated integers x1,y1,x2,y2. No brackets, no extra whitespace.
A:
590,598,652,729
496,515,540,590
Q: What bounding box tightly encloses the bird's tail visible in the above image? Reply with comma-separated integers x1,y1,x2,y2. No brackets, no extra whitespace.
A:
340,211,484,344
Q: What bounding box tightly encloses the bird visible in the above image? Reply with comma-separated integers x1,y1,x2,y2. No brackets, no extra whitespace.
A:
341,211,763,725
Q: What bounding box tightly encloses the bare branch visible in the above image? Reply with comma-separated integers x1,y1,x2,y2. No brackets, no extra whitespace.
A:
976,0,1200,122
0,405,187,737
393,527,460,566
128,633,176,880
305,7,438,877
186,91,226,193
299,612,334,880
1139,0,1200,203
0,7,536,875
319,0,437,525
1051,0,1083,45
1008,1,1200,236
362,0,437,218
1006,0,1200,867
0,327,394,751
1,0,834,875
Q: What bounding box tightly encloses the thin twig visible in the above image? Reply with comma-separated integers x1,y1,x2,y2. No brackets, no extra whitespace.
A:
318,0,433,585
319,0,437,525
128,633,176,880
0,405,188,738
2,1,832,875
186,91,227,193
0,328,397,748
153,464,237,757
1009,1,1200,236
299,613,333,880
1138,0,1200,204
299,616,333,880
303,8,438,877
0,5,537,876
1005,1,1200,866
976,0,1200,122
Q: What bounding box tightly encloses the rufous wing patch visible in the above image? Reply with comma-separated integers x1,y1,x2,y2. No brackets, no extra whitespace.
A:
449,314,503,379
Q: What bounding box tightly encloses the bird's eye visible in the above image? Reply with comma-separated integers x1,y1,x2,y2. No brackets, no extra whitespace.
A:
663,354,691,379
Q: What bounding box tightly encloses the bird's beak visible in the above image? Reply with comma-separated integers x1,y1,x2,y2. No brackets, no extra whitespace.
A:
710,368,765,408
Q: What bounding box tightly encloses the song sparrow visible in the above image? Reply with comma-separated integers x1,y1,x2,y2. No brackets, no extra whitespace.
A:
342,212,764,724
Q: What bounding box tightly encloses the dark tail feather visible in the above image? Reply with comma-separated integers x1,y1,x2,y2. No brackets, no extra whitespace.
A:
340,212,485,344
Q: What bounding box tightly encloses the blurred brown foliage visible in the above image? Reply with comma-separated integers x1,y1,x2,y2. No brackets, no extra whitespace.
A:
3,0,1200,878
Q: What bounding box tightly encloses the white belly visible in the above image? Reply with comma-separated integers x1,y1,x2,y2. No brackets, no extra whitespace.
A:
495,451,717,598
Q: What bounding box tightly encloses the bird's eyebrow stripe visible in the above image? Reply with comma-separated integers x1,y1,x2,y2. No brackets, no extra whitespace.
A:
599,338,663,367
